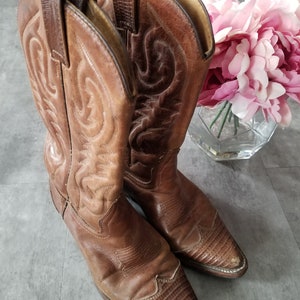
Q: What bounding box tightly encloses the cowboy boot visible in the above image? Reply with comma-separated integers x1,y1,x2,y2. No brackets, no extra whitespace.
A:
18,0,197,298
97,0,248,278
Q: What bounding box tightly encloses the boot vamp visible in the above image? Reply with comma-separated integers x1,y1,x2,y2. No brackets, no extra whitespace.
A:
63,196,195,299
126,167,247,275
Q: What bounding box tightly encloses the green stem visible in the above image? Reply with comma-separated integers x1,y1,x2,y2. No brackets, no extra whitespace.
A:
234,115,239,136
209,101,228,129
228,111,233,123
217,103,232,138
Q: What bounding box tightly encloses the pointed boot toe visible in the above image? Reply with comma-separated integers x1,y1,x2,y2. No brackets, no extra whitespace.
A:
176,215,248,278
125,164,248,279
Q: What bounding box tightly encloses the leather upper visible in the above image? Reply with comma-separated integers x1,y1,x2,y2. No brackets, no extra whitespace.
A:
18,0,197,298
96,0,248,278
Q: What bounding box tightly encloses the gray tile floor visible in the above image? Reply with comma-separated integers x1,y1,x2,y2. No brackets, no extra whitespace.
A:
1,1,300,299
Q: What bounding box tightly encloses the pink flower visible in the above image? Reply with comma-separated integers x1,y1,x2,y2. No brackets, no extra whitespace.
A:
199,0,300,126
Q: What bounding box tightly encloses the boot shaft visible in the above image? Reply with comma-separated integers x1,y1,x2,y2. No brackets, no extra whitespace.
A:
18,0,136,228
128,0,214,149
18,0,73,199
98,0,215,184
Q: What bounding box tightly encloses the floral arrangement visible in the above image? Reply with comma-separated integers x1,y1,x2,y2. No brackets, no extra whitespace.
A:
199,0,300,129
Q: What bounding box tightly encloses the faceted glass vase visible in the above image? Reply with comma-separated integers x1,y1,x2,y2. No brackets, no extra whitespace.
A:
188,104,277,161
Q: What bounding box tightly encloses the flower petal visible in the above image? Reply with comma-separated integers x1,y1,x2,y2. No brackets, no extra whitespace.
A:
278,97,292,126
267,82,286,100
214,80,239,100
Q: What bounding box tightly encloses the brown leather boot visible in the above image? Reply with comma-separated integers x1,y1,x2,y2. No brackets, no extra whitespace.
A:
97,0,248,278
18,0,197,298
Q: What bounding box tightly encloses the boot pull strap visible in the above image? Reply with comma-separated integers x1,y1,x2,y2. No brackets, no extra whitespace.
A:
40,0,88,66
113,0,138,33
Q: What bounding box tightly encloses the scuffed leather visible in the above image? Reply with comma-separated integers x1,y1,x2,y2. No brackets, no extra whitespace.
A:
18,0,197,298
97,0,248,278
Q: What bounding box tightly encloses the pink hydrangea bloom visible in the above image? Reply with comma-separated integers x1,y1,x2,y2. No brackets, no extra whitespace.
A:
199,0,300,126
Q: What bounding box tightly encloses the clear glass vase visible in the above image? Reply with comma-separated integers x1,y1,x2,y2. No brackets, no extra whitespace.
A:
188,102,277,161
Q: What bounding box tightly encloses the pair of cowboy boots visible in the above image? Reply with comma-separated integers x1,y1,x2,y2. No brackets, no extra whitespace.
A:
18,0,247,299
